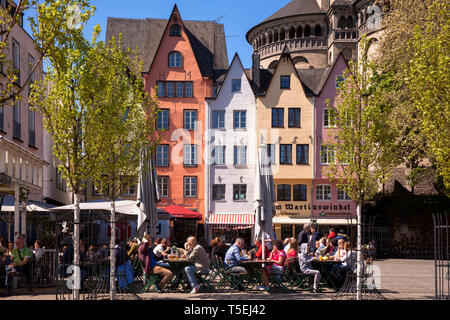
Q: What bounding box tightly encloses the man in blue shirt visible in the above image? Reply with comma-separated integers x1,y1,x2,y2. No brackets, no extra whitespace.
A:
224,238,249,274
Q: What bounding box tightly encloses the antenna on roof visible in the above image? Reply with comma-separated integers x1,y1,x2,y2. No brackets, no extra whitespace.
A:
213,14,227,23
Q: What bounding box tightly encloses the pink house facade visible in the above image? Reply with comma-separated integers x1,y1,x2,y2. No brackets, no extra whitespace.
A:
313,53,356,221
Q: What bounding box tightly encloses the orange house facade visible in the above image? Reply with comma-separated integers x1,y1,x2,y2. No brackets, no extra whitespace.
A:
137,6,228,238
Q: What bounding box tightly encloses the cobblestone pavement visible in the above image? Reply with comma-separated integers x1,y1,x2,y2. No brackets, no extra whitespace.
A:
0,259,437,300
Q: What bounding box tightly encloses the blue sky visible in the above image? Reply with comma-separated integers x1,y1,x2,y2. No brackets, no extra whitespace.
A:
25,0,291,68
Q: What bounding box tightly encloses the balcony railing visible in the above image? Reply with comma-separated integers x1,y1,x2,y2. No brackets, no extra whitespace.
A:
332,29,358,41
256,37,328,59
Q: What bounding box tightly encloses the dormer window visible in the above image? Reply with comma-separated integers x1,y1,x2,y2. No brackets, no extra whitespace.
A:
170,24,181,37
168,51,182,67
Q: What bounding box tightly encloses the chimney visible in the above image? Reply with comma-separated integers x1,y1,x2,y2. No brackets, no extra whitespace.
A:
252,53,260,94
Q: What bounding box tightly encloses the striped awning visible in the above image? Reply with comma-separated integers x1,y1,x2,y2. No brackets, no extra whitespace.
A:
207,213,254,230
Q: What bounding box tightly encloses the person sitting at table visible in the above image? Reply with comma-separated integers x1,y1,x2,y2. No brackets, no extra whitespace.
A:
224,238,249,274
283,238,290,252
151,237,161,251
3,234,34,297
127,239,140,260
259,240,286,292
285,239,299,266
86,245,98,262
298,243,321,293
335,229,348,242
330,239,349,286
254,239,270,260
327,228,337,239
182,236,210,294
210,237,228,261
153,239,170,261
138,235,174,293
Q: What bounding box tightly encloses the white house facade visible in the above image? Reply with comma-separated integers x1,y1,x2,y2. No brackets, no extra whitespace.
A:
205,54,257,243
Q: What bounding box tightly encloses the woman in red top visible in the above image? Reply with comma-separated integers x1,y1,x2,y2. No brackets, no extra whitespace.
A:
327,228,336,239
254,239,270,260
260,241,286,291
285,239,299,266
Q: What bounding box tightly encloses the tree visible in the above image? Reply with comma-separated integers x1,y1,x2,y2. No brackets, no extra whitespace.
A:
376,0,450,194
88,34,159,300
323,37,398,300
29,0,99,300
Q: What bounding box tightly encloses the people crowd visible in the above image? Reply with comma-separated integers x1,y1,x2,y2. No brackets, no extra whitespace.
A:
0,224,361,296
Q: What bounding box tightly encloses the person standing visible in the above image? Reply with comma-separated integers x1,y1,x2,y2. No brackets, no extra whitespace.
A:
182,236,210,294
297,224,311,245
308,225,321,254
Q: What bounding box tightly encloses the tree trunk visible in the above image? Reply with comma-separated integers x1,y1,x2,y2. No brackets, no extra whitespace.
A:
110,199,116,300
73,193,81,300
356,200,363,300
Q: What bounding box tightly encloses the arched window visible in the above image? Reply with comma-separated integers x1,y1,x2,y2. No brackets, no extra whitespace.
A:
346,17,355,28
168,51,182,67
280,28,286,41
170,24,181,36
338,17,346,29
289,26,296,39
262,34,267,46
314,25,322,36
268,31,273,44
304,25,311,37
296,26,303,38
274,30,279,42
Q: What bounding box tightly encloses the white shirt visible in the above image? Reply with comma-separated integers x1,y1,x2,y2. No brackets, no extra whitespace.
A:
153,244,166,258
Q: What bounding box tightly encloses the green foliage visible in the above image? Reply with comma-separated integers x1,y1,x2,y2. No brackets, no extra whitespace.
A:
323,37,399,203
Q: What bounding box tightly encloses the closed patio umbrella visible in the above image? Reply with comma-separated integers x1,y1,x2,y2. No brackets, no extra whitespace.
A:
254,145,276,260
136,154,160,239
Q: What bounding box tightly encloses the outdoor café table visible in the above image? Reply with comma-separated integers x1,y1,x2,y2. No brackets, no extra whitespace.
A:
163,259,194,292
311,259,342,290
239,260,273,290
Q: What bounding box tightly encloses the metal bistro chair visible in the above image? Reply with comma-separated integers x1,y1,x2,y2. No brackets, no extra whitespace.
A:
216,257,247,292
286,258,314,291
134,259,162,293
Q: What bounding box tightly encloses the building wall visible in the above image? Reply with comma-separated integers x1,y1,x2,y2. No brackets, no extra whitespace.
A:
206,55,257,217
257,54,315,218
144,9,211,222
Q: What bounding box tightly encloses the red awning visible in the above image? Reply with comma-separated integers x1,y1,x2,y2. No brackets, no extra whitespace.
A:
208,213,254,230
161,205,202,219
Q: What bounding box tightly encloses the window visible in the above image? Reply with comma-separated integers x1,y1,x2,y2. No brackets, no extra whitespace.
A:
13,99,20,139
296,144,309,164
56,168,67,192
170,24,181,36
212,146,226,165
272,108,284,127
324,109,336,128
321,145,335,165
233,110,246,129
277,184,291,201
316,185,332,201
212,111,225,129
166,82,174,97
12,39,20,84
157,81,165,97
176,82,184,97
336,75,344,89
186,82,193,97
234,146,247,166
0,85,3,131
122,185,136,196
288,108,301,128
158,176,169,198
233,184,247,200
213,85,218,97
293,184,307,201
156,145,169,167
280,144,292,164
212,184,226,201
184,177,197,198
280,75,290,89
28,106,35,147
184,110,197,130
231,79,241,92
92,181,108,196
267,144,276,165
337,187,351,200
28,54,35,96
168,52,182,67
157,109,169,130
183,144,198,167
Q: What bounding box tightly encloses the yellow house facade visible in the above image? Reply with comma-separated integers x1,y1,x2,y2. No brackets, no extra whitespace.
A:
256,47,317,239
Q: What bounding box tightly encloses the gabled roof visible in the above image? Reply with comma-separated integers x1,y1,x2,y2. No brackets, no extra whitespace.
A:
316,51,350,95
207,53,256,100
105,6,228,77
